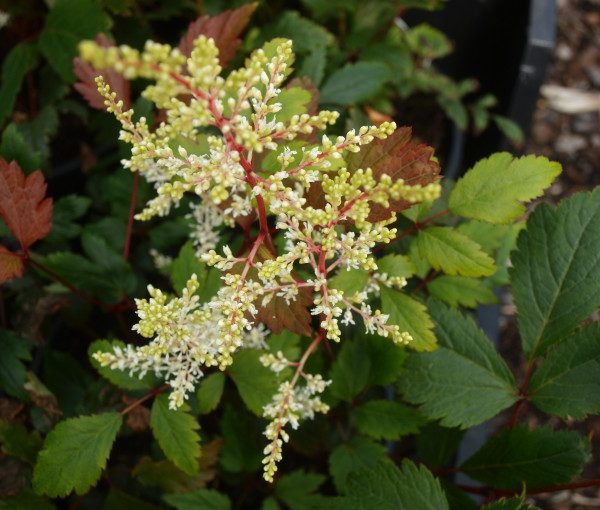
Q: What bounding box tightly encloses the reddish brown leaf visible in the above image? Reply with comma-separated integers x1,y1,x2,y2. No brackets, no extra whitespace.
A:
347,126,441,222
231,245,313,337
73,34,131,110
0,246,24,283
178,2,258,66
0,159,52,251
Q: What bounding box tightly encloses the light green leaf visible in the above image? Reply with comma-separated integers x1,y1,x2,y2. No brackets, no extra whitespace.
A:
196,372,225,415
33,413,122,497
529,324,600,419
427,275,497,308
380,287,436,351
329,340,371,401
88,339,154,390
377,254,416,280
512,187,600,359
229,349,278,415
170,241,208,294
150,394,201,475
0,43,38,125
353,399,425,440
329,268,369,296
398,300,517,428
329,436,386,493
320,62,390,105
482,498,540,510
416,227,496,277
275,87,312,122
406,24,452,59
39,0,112,82
0,329,31,400
335,459,449,509
275,470,326,510
164,489,231,510
461,426,590,489
449,153,561,224
493,115,524,145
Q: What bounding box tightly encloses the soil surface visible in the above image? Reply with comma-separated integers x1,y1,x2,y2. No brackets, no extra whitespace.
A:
502,1,600,508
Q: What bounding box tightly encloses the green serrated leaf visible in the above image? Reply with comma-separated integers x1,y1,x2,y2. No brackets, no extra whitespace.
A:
229,349,278,415
482,497,540,510
377,254,416,280
329,268,370,296
219,404,262,473
164,489,231,510
329,436,386,493
416,227,496,277
461,426,590,489
335,459,449,509
275,87,312,123
33,413,122,497
493,115,524,145
170,241,208,294
363,334,407,386
275,470,327,510
416,423,464,468
353,399,425,440
399,300,517,428
329,340,370,401
88,339,154,390
150,394,201,475
39,0,112,82
427,275,497,308
320,62,390,105
196,372,225,415
0,123,42,173
529,323,600,419
512,188,600,359
46,195,91,244
449,153,561,224
380,287,436,351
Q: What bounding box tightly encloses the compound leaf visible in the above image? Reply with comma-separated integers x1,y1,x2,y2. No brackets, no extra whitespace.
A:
427,275,497,308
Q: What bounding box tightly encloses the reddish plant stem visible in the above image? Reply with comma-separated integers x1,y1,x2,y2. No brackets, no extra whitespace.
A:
413,270,439,294
123,170,140,260
120,384,169,415
509,356,537,427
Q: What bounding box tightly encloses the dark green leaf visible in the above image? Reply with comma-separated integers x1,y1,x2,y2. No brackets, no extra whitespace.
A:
170,241,208,294
320,62,390,105
229,349,278,415
219,404,262,473
363,334,407,386
196,372,225,415
275,470,326,510
416,423,464,468
0,420,42,463
329,340,370,401
329,436,386,493
461,426,590,489
399,300,517,428
0,123,42,173
0,43,38,125
0,329,30,400
353,399,425,440
427,275,497,309
164,489,231,510
512,187,600,359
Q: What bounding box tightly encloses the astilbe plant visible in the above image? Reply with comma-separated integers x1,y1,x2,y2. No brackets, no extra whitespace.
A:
79,35,440,481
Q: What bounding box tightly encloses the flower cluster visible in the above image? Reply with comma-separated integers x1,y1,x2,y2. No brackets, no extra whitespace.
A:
81,34,441,479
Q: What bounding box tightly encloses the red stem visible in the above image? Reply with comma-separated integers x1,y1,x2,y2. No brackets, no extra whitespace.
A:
120,384,168,415
123,171,140,260
509,357,536,427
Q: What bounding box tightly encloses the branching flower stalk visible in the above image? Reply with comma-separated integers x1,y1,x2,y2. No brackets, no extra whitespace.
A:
80,35,440,480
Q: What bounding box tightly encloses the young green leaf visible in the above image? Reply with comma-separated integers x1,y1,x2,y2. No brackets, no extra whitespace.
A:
320,62,390,105
33,413,122,497
275,87,312,122
416,227,496,277
377,254,416,280
329,268,370,296
512,187,600,359
398,300,517,428
334,459,449,509
427,275,497,308
448,152,561,224
461,426,590,489
353,399,425,440
164,488,231,510
482,498,540,510
380,287,436,351
329,436,386,493
150,394,201,475
529,323,600,419
229,349,279,415
196,372,226,415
